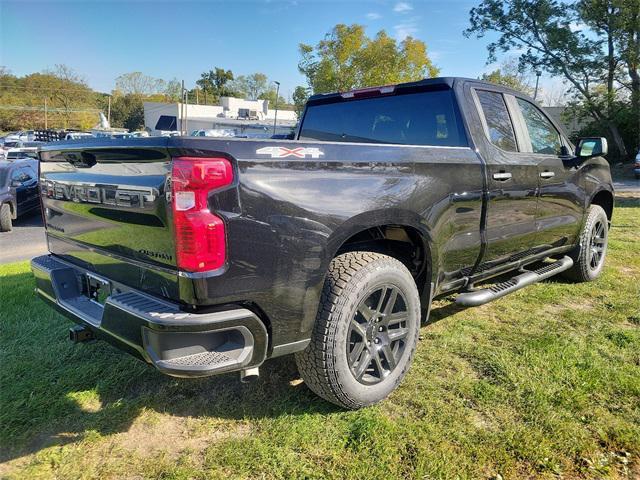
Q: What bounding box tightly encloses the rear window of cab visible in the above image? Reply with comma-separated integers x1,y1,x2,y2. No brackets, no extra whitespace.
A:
299,89,468,147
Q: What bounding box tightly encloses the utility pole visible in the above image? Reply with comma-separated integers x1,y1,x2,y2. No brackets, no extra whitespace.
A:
107,95,111,125
181,80,185,135
196,87,199,105
534,71,542,101
184,90,188,135
273,81,280,136
44,98,48,130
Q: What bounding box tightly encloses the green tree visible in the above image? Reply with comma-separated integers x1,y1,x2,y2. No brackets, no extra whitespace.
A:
232,73,269,100
258,87,286,107
465,0,639,160
163,78,182,102
0,65,98,130
578,0,639,155
44,65,96,128
108,93,144,131
115,71,165,96
196,68,235,100
480,58,535,95
292,86,309,118
298,24,439,94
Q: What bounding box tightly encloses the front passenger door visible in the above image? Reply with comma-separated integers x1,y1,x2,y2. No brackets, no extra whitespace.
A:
513,98,583,249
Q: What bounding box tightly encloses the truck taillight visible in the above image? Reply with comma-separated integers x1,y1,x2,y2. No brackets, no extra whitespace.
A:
171,157,233,273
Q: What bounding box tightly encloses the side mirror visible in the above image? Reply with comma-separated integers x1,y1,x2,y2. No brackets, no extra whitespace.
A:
576,137,608,158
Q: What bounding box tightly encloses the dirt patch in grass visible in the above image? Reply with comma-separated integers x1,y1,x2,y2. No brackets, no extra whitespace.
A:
114,413,251,459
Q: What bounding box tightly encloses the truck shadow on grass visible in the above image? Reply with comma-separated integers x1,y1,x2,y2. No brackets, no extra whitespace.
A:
0,271,341,464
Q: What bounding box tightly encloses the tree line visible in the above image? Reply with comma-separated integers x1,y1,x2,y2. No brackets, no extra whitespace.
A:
1,1,637,161
0,68,293,133
466,0,639,161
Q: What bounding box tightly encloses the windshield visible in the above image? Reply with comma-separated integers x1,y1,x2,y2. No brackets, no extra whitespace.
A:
300,89,468,147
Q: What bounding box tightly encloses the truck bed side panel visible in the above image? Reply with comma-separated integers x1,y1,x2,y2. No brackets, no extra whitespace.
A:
167,137,483,347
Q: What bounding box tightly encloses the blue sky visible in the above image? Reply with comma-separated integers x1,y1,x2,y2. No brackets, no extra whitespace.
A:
1,0,507,99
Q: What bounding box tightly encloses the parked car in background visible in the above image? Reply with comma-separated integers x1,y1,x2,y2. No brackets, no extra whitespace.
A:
635,151,640,179
3,141,44,160
8,130,37,142
0,159,40,231
1,140,20,159
6,141,44,160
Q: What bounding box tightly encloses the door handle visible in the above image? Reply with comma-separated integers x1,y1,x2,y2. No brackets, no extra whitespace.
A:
540,171,556,179
492,172,512,181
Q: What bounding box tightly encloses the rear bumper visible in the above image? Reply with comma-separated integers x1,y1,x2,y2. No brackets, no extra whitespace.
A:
31,254,268,378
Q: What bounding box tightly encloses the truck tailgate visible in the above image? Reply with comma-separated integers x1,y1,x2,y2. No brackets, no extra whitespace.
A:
39,138,179,299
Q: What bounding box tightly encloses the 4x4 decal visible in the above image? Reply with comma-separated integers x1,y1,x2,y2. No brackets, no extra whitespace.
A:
256,146,324,159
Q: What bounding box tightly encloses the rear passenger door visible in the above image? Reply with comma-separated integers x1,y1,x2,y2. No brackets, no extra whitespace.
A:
473,88,540,268
512,98,583,249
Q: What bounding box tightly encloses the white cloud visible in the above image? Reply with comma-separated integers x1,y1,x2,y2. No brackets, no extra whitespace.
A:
394,21,419,40
366,12,382,20
393,2,413,13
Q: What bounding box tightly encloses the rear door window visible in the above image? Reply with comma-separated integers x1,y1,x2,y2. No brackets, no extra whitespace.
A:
476,90,518,152
299,89,467,147
516,98,562,155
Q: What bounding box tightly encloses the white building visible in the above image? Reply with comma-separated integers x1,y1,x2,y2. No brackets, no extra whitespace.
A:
144,97,297,136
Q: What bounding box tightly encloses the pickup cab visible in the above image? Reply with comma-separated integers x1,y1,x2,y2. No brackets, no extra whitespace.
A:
31,77,614,409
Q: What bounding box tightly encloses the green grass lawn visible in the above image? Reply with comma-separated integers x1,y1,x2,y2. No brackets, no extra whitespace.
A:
1,195,639,480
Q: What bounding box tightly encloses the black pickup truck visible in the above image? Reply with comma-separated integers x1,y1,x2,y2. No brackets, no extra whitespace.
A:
31,77,614,409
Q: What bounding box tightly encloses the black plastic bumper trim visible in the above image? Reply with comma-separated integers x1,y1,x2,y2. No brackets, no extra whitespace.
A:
31,254,268,378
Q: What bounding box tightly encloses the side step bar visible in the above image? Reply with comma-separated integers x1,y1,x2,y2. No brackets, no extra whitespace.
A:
455,256,573,307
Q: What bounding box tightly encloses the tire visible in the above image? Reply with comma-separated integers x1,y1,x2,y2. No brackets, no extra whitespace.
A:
295,251,421,409
0,204,12,232
563,204,609,282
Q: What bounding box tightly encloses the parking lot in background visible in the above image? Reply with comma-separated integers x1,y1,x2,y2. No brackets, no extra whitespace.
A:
0,212,47,263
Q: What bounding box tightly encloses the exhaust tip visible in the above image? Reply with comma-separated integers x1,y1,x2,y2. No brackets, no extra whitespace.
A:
240,367,260,383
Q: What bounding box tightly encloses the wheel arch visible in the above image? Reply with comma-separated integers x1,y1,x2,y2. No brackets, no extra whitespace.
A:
589,188,614,222
324,209,436,311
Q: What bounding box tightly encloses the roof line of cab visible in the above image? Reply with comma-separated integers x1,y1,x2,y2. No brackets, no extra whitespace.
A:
306,76,523,105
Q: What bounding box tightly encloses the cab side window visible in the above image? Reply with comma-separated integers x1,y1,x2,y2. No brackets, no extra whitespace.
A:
476,90,518,152
516,98,562,155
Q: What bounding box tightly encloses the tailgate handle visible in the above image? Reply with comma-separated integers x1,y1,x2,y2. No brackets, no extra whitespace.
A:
492,172,512,181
